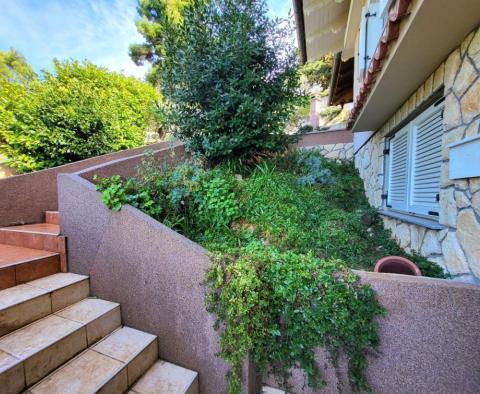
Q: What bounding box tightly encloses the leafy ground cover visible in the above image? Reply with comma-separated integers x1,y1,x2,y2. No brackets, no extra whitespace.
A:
96,148,445,393
97,149,445,277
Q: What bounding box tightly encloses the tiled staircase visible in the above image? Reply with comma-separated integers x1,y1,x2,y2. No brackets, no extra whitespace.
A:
0,211,199,394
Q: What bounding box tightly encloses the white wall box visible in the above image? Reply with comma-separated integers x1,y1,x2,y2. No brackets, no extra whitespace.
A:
448,135,480,179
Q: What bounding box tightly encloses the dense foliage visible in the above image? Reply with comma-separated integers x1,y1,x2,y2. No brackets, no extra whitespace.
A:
96,149,445,391
300,53,334,90
131,0,304,163
206,247,386,393
97,149,446,278
0,60,159,172
0,49,37,84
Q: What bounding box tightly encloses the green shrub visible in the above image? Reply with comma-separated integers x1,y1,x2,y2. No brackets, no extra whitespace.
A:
205,245,386,393
95,152,240,238
0,60,160,172
300,54,334,89
131,0,304,164
319,106,342,118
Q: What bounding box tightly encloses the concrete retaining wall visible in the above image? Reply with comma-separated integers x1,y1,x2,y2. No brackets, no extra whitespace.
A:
265,271,480,394
296,130,353,148
56,144,480,394
0,141,178,227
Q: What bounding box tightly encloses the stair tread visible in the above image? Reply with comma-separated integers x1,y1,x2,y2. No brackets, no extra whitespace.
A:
29,326,158,394
0,223,60,236
0,314,82,360
131,360,198,394
0,298,117,361
93,326,156,363
0,273,88,310
55,298,119,324
27,273,88,292
0,244,58,267
28,349,124,394
0,284,48,309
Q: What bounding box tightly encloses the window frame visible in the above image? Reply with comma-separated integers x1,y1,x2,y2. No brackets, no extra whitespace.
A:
384,100,445,220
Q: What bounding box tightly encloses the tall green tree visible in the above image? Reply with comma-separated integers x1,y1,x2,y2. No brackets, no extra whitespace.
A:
131,0,304,164
0,49,37,84
0,60,160,172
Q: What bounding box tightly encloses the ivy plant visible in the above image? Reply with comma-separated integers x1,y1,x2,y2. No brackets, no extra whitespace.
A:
205,245,387,393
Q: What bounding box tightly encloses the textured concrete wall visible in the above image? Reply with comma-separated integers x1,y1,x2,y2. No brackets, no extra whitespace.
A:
58,173,229,394
0,141,177,227
355,26,480,283
264,271,480,394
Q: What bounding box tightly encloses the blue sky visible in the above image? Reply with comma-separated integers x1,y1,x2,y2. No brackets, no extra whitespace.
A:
0,0,292,80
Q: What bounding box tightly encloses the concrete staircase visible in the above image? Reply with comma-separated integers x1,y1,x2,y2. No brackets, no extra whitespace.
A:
0,211,198,394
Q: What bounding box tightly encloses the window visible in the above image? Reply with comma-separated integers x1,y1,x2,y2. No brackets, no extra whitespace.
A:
357,3,384,79
385,100,444,218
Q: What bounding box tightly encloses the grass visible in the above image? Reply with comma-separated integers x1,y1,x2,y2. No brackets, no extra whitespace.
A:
195,149,445,278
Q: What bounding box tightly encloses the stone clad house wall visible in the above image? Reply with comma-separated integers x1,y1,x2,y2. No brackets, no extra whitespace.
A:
355,26,480,283
306,142,353,160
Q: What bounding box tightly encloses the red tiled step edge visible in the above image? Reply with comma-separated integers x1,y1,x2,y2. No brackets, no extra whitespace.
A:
0,223,60,236
0,223,66,269
0,244,61,290
45,211,60,226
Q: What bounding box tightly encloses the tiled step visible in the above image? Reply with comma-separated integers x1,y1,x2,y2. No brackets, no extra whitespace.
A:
0,244,62,290
0,223,65,254
0,298,120,393
0,273,89,336
0,223,60,236
130,360,199,394
27,326,158,394
45,211,59,226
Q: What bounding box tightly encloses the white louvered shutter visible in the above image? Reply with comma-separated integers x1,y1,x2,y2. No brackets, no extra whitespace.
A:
387,126,410,211
409,105,444,216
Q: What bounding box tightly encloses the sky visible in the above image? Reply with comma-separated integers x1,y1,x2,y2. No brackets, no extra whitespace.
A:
0,0,292,80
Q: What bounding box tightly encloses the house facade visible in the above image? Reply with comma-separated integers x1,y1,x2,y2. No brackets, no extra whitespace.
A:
294,0,480,283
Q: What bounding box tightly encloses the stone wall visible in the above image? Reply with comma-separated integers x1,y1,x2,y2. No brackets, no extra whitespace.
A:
355,26,480,283
305,142,353,160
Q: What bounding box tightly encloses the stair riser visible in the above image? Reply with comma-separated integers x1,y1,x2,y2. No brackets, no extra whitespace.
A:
0,294,51,337
0,255,61,291
126,339,159,386
0,307,121,393
0,362,23,394
0,230,66,254
44,212,59,226
25,328,87,387
0,267,15,290
0,279,89,336
84,306,122,346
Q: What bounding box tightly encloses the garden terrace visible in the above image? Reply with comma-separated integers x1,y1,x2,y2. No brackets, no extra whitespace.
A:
48,141,480,393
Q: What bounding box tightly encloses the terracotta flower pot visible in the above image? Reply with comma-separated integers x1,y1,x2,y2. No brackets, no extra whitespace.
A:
374,256,422,276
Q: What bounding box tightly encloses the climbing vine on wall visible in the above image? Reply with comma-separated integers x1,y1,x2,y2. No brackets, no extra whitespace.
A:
205,245,387,393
